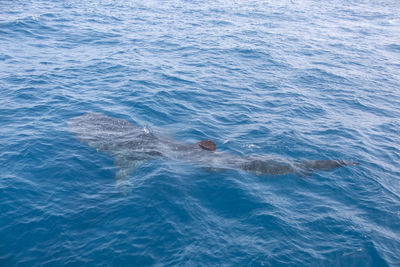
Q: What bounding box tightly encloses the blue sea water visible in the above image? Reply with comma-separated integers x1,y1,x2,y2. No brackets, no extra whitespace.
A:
1,0,400,266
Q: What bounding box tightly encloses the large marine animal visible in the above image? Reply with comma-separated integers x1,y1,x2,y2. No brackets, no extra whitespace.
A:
68,113,359,189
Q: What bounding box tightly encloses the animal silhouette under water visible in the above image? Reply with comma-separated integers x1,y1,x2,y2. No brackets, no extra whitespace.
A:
68,113,359,188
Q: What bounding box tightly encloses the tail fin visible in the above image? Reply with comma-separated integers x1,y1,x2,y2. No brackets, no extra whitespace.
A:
296,160,360,172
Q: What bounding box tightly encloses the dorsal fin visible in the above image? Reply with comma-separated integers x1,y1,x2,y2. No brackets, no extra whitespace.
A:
197,140,216,151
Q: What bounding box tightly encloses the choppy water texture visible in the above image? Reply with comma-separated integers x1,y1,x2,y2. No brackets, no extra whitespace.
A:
1,0,400,266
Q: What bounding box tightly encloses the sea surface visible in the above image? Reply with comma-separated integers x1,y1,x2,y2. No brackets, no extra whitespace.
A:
1,0,400,266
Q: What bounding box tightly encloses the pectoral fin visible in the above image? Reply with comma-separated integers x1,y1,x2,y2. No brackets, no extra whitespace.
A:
114,158,145,194
115,164,141,180
201,166,228,173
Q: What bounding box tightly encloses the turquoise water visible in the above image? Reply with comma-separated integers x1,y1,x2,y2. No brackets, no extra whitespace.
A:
1,0,400,266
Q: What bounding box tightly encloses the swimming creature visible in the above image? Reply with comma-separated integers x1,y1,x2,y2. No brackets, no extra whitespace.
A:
68,113,359,190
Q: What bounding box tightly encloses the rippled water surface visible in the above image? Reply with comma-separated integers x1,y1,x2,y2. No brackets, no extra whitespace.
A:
1,0,400,266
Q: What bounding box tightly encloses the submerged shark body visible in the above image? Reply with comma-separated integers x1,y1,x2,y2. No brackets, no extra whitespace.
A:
68,113,358,189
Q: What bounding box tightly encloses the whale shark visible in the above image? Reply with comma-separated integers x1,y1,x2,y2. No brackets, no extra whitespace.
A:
68,112,359,190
